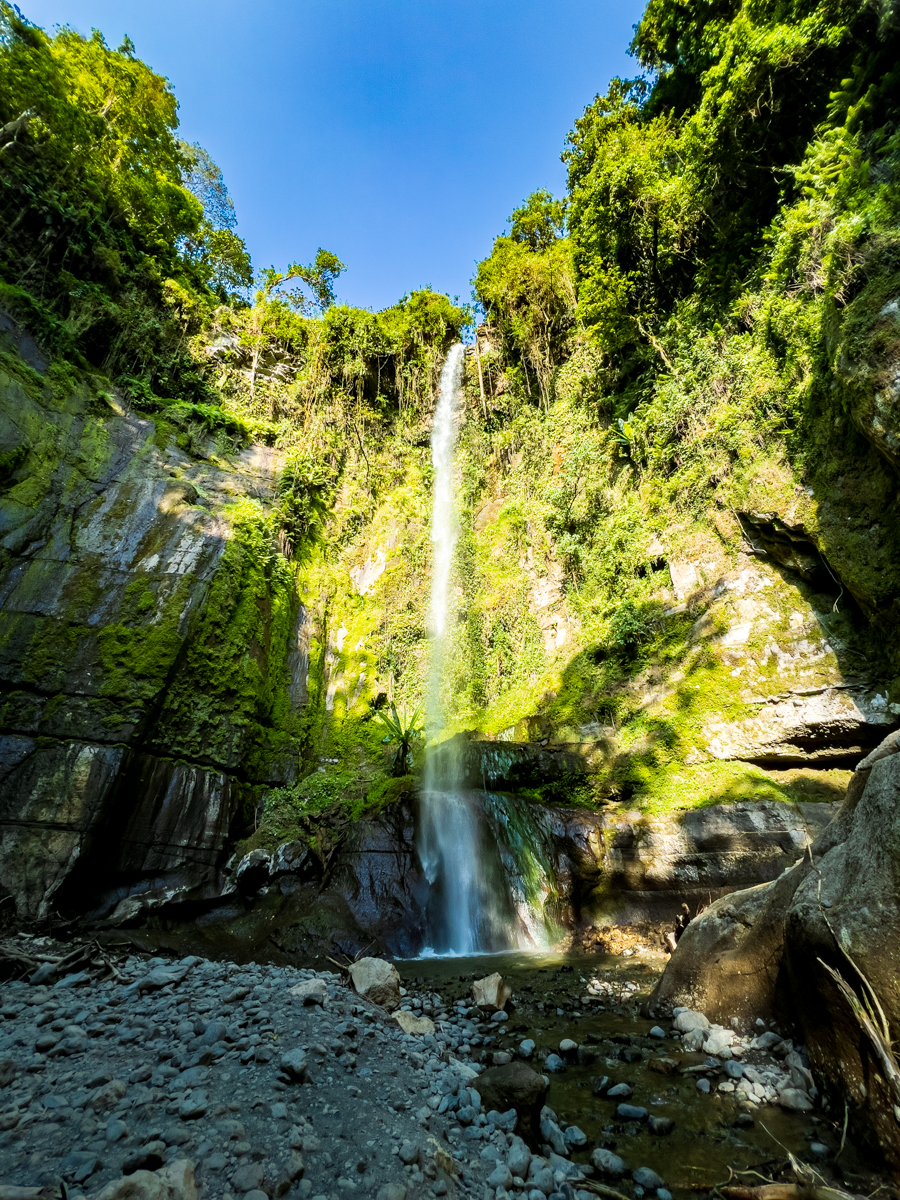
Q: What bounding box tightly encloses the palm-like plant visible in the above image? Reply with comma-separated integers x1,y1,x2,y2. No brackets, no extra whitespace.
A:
374,702,423,776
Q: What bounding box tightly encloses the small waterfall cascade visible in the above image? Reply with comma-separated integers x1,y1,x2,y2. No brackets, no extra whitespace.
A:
418,344,551,955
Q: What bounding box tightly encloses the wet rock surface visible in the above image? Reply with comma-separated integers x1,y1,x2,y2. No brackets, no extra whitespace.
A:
0,333,299,927
146,793,841,968
397,951,889,1199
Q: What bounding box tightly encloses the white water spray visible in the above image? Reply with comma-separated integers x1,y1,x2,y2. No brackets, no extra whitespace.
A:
427,343,464,656
418,344,550,955
419,344,483,954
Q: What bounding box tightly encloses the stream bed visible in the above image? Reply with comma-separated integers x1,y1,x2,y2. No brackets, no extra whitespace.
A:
397,949,876,1197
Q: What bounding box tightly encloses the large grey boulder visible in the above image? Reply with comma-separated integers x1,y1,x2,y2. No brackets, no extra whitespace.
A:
235,849,273,894
348,957,401,1010
649,730,900,1170
471,1061,548,1148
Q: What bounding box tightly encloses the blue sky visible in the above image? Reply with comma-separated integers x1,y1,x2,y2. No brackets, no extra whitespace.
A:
21,0,646,312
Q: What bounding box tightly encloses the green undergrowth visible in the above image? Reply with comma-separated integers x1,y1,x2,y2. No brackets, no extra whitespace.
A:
236,770,415,858
4,0,899,828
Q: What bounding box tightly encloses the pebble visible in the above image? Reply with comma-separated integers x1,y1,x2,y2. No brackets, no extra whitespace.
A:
0,955,529,1200
592,1148,626,1177
0,951,830,1200
634,1167,665,1189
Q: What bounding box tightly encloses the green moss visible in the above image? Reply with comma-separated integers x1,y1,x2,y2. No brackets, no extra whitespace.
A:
148,496,302,775
631,760,843,817
238,768,413,857
97,576,188,702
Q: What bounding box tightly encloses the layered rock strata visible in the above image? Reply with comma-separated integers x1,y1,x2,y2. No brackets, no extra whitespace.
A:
0,317,305,924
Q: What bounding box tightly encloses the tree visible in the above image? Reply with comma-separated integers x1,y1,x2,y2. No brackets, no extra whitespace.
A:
258,248,346,315
509,189,566,252
179,141,252,300
180,142,238,231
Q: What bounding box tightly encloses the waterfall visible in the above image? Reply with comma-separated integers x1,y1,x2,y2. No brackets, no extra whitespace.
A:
418,344,550,955
419,344,479,953
426,344,464,678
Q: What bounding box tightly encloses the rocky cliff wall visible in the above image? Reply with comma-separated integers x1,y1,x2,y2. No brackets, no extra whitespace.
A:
140,793,838,963
0,315,307,923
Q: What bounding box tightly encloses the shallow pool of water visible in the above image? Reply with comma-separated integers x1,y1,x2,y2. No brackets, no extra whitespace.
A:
396,950,868,1196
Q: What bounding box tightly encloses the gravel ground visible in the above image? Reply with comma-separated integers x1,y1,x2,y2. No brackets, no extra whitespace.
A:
0,952,601,1200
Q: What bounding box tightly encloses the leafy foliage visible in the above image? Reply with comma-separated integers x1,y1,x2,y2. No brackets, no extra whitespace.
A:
257,249,346,316
0,3,250,397
374,701,423,776
473,220,576,407
276,452,337,560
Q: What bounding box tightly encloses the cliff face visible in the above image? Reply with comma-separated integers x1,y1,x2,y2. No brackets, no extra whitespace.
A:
302,338,899,825
0,314,306,923
134,789,837,963
2,279,899,935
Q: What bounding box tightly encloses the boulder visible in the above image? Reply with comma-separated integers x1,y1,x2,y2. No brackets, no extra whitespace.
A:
235,849,273,894
647,872,799,1027
156,1162,198,1200
471,1061,548,1148
648,730,900,1170
673,1010,708,1034
290,979,328,1006
591,1147,626,1177
348,957,401,1010
472,972,511,1011
507,1136,531,1178
278,1049,309,1083
273,840,309,873
93,1162,196,1200
393,1011,435,1036
93,1175,167,1200
704,1026,734,1056
782,744,900,1164
779,1088,813,1112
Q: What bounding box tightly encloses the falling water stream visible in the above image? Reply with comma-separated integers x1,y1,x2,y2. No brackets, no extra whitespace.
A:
418,344,479,953
418,344,549,955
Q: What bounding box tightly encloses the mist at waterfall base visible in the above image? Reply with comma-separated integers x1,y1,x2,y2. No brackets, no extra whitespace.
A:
417,345,551,958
